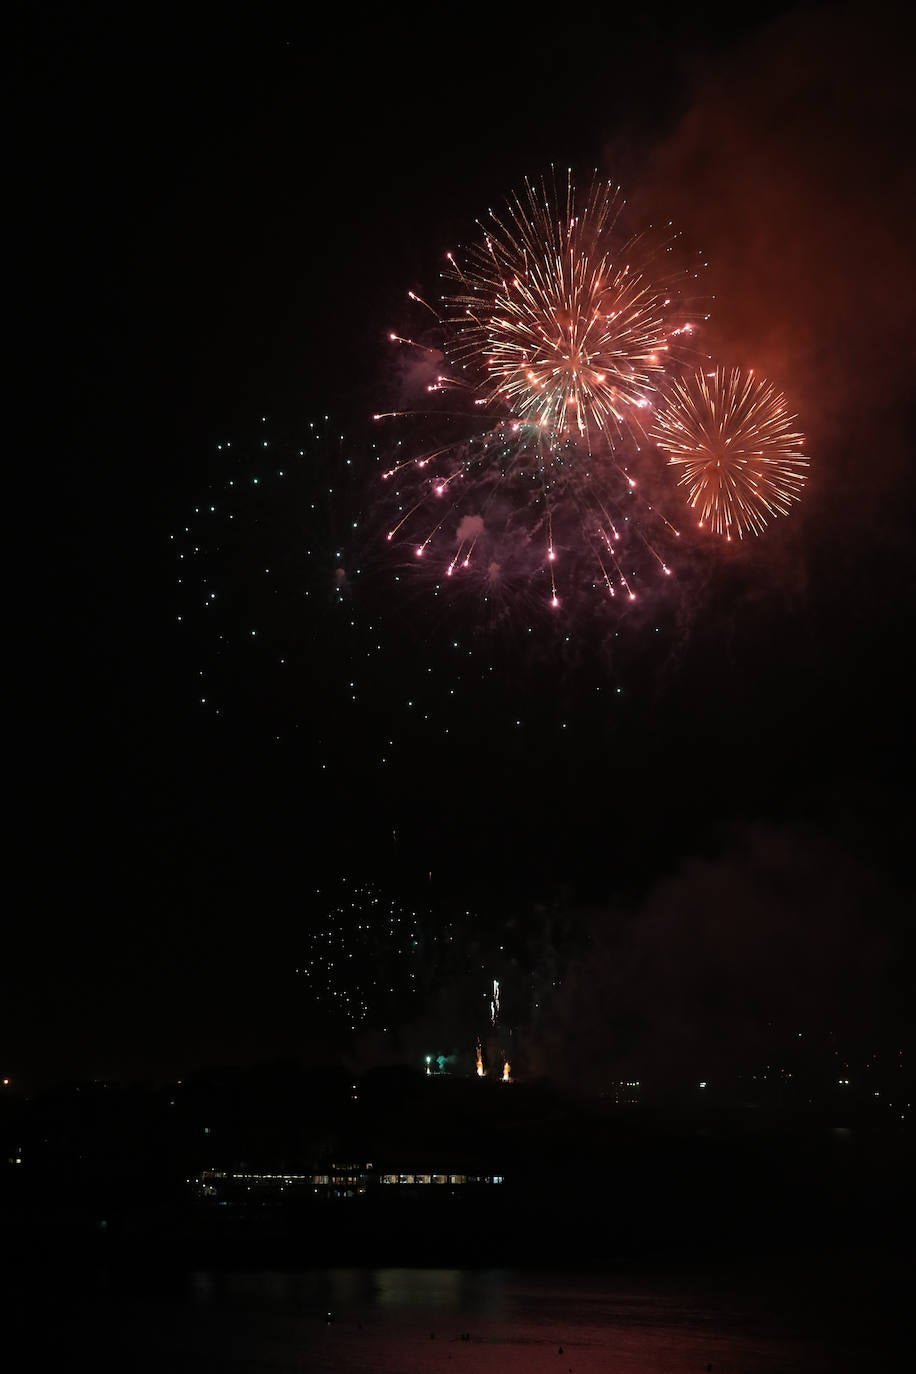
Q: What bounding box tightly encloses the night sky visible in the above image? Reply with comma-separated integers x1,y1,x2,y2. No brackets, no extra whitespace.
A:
11,1,914,1089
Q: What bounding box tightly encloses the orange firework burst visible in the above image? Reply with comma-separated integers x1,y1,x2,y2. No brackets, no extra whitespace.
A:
374,169,708,612
651,365,809,539
439,168,699,451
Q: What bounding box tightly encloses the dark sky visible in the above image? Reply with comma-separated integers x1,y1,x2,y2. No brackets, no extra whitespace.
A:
10,1,914,1086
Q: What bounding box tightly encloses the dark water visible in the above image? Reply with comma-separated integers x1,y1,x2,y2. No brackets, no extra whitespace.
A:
9,1254,909,1371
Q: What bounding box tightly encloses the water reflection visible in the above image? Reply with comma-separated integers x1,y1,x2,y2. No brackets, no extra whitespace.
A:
167,1262,889,1373
13,1260,905,1373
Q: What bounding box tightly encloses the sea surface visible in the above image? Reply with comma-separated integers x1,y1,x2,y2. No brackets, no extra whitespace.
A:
10,1253,909,1371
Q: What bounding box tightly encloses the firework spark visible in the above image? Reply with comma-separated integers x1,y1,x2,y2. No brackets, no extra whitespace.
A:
170,418,368,737
651,365,809,538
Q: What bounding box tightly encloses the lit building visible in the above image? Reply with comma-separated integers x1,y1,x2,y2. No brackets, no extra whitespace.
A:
612,1080,641,1104
191,1162,503,1203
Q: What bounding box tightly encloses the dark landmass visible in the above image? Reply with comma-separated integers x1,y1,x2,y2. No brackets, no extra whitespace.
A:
3,1063,912,1273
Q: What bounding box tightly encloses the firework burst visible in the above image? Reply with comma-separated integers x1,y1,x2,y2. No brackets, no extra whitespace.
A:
440,168,693,448
375,168,709,614
299,875,426,1033
651,365,809,539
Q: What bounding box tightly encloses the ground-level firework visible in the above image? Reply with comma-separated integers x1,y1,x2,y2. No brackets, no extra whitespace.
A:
651,365,809,538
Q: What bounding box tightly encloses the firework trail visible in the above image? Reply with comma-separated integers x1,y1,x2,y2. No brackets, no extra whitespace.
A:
376,168,709,612
651,365,809,539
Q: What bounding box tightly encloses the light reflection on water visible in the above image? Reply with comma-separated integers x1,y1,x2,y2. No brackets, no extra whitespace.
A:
161,1265,873,1372
9,1252,907,1373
